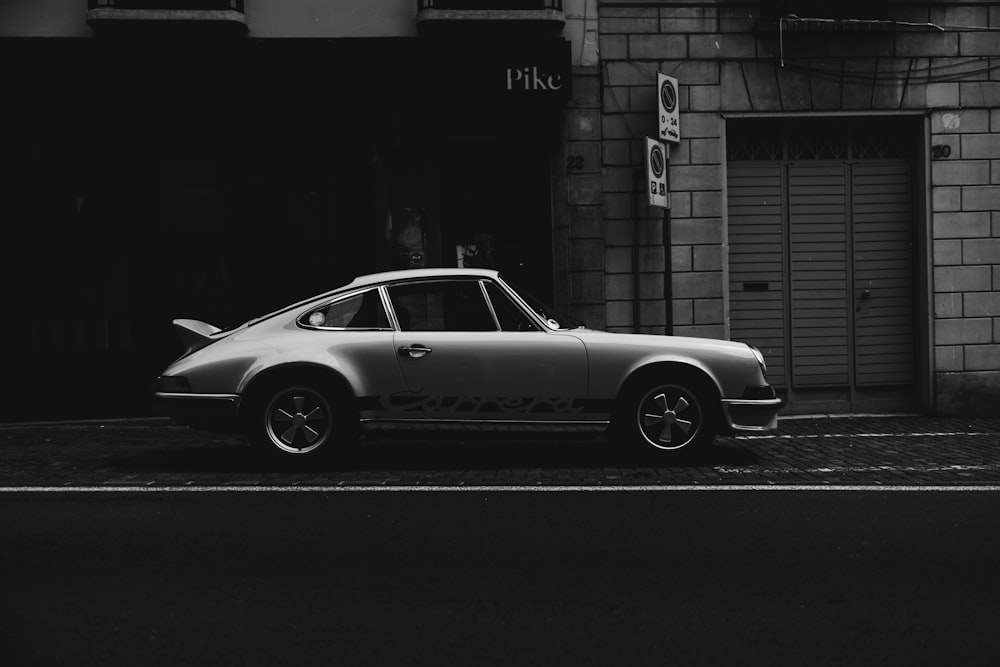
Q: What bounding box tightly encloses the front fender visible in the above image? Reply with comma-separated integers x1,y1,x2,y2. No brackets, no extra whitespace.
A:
576,332,766,401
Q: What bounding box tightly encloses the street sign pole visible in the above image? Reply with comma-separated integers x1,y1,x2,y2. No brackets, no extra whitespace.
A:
663,203,672,335
645,136,672,334
656,73,680,336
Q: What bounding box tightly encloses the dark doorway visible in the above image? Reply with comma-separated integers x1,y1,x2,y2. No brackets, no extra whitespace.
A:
440,132,554,301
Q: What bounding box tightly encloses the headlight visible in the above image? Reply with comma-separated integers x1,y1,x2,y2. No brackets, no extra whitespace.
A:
152,376,191,393
747,344,767,376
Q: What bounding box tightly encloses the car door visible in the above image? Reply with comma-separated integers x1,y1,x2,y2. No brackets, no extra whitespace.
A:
385,278,589,422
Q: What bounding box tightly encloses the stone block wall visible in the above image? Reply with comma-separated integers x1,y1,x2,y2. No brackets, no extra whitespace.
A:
598,7,728,337
580,0,1000,414
932,103,1000,414
560,65,608,328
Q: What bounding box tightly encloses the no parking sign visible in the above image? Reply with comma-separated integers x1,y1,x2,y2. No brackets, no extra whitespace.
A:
657,72,680,143
645,137,670,209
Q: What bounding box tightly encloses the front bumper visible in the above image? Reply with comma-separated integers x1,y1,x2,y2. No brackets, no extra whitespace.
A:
152,392,241,432
720,397,784,433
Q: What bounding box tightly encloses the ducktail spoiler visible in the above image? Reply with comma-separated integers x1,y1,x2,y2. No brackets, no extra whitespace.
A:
172,319,223,356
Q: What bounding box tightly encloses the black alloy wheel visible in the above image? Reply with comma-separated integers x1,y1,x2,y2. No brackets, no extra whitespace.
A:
627,378,717,456
260,385,335,456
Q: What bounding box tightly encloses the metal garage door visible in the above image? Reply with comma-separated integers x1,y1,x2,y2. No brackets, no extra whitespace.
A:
727,127,916,413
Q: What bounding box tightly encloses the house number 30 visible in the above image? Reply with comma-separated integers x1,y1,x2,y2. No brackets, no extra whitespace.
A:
931,145,952,159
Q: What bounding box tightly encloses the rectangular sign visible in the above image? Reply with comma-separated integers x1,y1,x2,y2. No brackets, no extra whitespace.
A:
645,137,670,209
657,72,680,143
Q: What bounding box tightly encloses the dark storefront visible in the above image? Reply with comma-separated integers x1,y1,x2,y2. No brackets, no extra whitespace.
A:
1,35,570,421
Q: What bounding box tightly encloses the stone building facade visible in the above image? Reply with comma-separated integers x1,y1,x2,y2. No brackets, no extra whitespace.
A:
561,1,1000,415
1,0,997,420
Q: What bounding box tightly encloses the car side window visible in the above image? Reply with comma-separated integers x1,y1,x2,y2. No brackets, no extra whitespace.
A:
300,289,390,329
484,282,539,331
388,280,497,332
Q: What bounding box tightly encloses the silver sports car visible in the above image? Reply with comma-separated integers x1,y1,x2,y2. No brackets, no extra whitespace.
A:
152,268,782,459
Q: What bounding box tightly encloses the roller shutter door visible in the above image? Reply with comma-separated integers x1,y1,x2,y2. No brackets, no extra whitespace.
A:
853,162,915,386
788,163,850,387
728,159,914,408
728,164,787,387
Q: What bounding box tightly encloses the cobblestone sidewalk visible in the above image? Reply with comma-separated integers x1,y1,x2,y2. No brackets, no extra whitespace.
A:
1,414,999,487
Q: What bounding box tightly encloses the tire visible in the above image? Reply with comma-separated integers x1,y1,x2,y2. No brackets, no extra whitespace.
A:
621,374,718,458
245,381,350,458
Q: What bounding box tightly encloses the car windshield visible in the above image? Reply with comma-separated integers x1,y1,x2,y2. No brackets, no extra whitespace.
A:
503,278,588,330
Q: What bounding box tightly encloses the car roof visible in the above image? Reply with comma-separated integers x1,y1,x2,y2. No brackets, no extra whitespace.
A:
235,268,507,331
343,267,501,290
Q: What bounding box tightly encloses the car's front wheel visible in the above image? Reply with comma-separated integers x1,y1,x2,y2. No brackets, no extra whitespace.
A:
621,375,718,458
246,382,350,458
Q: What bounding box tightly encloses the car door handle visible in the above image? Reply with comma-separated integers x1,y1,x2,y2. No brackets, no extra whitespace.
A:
399,345,432,359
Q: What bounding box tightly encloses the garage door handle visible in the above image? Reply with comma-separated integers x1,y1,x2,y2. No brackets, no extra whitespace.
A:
399,345,432,359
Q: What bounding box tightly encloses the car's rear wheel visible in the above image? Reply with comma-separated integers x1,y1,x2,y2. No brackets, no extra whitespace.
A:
245,381,351,458
620,373,718,458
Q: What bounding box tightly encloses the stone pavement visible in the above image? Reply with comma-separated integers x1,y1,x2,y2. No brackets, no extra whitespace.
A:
1,414,999,487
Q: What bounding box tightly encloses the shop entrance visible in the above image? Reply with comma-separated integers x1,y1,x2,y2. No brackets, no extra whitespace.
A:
726,119,922,414
375,115,557,303
440,134,554,300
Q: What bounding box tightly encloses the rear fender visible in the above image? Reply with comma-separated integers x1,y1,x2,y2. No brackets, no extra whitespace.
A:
240,363,355,406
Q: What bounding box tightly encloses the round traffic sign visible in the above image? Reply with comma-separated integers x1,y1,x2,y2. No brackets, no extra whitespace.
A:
660,79,677,113
649,144,665,178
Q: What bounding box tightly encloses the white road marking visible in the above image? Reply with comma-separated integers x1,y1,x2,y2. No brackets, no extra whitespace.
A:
1,485,999,493
715,464,1000,475
734,431,993,440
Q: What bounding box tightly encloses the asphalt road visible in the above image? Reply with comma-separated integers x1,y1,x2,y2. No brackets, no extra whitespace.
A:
2,417,1000,665
2,489,999,666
